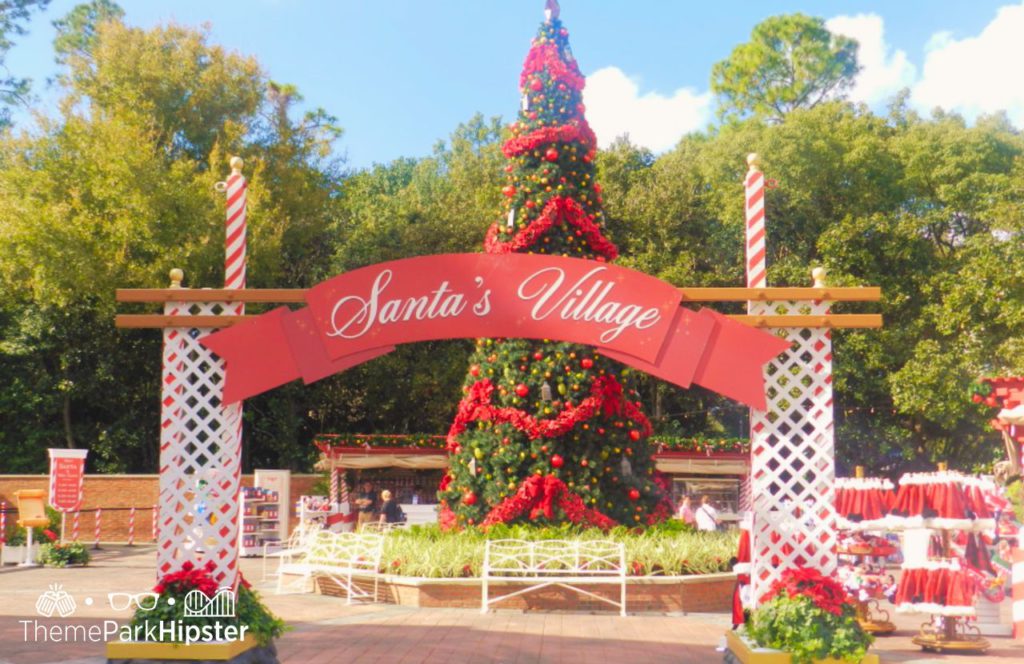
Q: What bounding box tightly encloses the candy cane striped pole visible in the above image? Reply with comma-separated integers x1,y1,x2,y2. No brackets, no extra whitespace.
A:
93,508,102,549
224,157,247,294
128,507,136,546
1013,544,1024,640
745,153,767,291
330,468,340,506
151,505,157,542
1,501,6,545
72,511,79,542
339,474,350,506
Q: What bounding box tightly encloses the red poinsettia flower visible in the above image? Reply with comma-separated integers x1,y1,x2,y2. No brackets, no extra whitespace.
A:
42,529,58,542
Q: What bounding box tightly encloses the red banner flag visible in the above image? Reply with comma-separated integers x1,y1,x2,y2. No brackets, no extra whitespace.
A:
201,254,789,408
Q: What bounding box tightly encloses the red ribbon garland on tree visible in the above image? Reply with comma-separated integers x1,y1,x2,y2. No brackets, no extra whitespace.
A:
480,475,617,529
446,375,651,450
501,122,597,160
519,42,586,92
484,196,618,260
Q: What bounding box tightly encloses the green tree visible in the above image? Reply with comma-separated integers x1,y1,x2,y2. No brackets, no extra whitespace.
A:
0,0,50,125
51,0,123,67
711,14,860,123
0,13,342,471
438,13,669,528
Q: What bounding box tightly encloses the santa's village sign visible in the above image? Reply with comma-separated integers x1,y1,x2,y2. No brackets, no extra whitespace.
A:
201,254,790,407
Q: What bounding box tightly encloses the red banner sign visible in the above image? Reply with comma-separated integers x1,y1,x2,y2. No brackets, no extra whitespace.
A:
48,448,88,513
201,254,790,408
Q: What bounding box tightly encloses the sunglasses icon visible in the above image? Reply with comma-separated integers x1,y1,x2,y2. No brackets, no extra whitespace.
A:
107,592,160,612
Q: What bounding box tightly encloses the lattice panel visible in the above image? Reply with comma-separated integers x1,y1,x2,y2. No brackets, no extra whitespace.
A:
749,299,836,603
158,300,241,586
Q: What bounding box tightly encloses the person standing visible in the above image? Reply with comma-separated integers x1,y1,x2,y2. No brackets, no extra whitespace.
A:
379,490,405,525
355,480,377,531
677,495,696,526
695,495,720,531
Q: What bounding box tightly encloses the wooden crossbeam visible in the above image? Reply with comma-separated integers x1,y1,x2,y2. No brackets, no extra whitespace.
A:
116,285,881,304
114,313,882,330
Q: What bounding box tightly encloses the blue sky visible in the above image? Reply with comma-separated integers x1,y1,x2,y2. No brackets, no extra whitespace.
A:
7,1,1023,169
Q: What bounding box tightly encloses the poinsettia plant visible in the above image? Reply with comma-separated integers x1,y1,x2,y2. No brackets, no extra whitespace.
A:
746,567,873,664
38,529,90,567
130,561,286,646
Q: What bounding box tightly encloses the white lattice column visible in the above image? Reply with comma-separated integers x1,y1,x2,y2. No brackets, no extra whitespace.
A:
158,269,241,586
749,270,836,603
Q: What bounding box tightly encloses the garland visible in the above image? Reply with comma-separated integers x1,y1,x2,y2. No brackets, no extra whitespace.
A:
484,196,618,260
480,475,617,529
446,374,652,450
650,436,750,454
501,121,597,159
519,42,586,92
315,433,446,452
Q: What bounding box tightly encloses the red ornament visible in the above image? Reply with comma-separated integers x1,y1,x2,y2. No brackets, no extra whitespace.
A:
515,383,529,397
502,185,516,197
530,78,543,91
628,489,640,501
971,394,982,403
533,351,543,361
463,491,477,506
580,459,588,467
551,454,564,468
525,200,536,209
581,358,593,369
629,430,641,442
470,364,481,377
544,148,559,162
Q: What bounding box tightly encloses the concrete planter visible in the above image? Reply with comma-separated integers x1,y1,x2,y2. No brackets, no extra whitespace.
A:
0,544,38,565
105,634,278,663
725,630,880,664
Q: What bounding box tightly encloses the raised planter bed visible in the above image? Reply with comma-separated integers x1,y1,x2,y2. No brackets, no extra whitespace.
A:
725,630,880,664
106,634,277,663
310,571,736,613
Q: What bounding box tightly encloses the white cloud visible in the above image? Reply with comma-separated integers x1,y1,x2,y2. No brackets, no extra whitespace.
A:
911,2,1024,125
826,14,916,105
583,67,711,153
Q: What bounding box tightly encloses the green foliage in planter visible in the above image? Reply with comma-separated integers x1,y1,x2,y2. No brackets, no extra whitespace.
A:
747,568,872,664
130,562,287,646
38,541,90,567
8,505,62,545
378,522,737,578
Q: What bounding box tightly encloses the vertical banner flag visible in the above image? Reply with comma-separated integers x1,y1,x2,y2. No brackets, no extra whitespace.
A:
47,448,88,513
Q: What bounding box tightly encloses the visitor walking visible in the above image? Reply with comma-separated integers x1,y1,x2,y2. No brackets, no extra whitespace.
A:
695,495,720,531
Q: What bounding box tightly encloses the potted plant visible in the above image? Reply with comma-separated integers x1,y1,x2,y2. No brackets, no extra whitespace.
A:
106,560,286,663
728,567,876,664
38,530,90,567
2,507,62,565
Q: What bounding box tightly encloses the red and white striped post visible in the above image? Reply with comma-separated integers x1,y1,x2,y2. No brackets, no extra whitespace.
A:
744,153,767,291
1013,543,1024,640
222,156,246,587
93,508,102,549
329,468,340,506
72,512,80,542
151,505,157,542
127,507,136,546
1,501,6,544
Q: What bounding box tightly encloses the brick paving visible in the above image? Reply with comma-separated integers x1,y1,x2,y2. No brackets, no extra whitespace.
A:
0,545,1020,663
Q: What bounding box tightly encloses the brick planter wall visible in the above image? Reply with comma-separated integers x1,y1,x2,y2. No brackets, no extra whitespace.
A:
315,573,736,613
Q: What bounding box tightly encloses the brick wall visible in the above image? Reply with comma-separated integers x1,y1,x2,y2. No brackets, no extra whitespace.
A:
317,574,736,613
0,473,322,542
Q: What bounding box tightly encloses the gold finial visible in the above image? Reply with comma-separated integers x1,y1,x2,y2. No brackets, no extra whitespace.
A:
746,153,760,172
936,461,948,472
812,267,827,287
230,156,244,174
854,465,865,479
169,268,184,288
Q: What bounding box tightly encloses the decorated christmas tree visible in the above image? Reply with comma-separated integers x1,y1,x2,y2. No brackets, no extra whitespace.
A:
439,1,672,528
